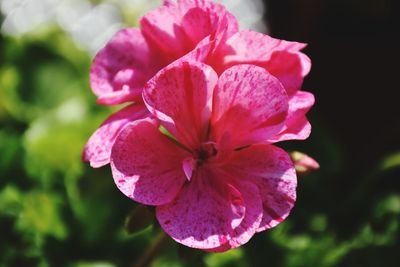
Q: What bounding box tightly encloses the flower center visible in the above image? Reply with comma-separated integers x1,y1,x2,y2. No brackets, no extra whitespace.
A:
182,142,219,181
194,142,218,166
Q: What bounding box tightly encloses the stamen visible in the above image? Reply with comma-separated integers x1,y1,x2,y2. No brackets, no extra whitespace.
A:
158,125,192,153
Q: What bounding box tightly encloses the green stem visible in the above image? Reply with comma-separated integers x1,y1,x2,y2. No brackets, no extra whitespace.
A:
132,230,168,267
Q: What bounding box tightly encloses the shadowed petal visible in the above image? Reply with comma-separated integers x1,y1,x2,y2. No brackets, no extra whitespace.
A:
266,51,311,96
90,28,160,105
83,104,149,168
141,0,238,59
110,118,188,206
211,64,288,149
156,168,245,250
228,181,263,248
223,144,297,232
221,30,311,95
270,91,315,142
180,7,215,46
140,2,189,59
143,61,217,149
179,0,238,44
207,180,262,252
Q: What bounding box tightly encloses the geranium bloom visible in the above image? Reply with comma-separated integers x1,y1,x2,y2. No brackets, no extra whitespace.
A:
84,0,237,167
110,61,297,251
84,0,314,168
185,30,314,143
90,0,237,105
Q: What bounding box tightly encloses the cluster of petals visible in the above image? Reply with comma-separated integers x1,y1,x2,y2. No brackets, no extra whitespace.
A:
83,0,315,251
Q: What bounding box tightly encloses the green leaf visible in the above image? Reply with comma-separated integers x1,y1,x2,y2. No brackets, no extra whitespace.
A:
0,186,68,240
17,190,68,240
204,249,249,267
23,98,99,185
0,130,21,172
0,185,23,216
380,152,400,171
70,262,116,267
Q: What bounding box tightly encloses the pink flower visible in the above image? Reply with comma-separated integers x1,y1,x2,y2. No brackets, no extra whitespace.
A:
84,0,237,167
110,61,298,251
84,0,315,168
185,30,314,143
90,0,237,105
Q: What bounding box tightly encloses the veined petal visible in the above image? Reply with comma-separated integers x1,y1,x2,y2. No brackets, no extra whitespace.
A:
211,180,262,252
266,51,311,96
180,7,215,46
223,144,297,232
222,30,307,64
110,118,188,206
179,0,238,44
140,0,238,60
90,28,159,105
211,64,288,149
140,1,189,58
83,104,149,168
269,91,315,142
156,168,245,250
221,30,311,96
228,181,263,248
143,61,217,150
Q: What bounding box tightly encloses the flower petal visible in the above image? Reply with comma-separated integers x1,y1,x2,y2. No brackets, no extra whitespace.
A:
90,28,159,105
143,61,217,149
140,2,189,59
180,7,214,46
223,180,263,250
140,0,238,60
267,51,311,96
229,182,262,248
269,91,315,142
110,118,188,206
221,30,311,95
156,167,245,250
211,64,288,149
83,104,149,168
223,144,297,232
179,0,238,45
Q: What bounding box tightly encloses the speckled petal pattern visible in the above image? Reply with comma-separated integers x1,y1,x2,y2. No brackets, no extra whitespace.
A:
221,30,311,96
156,168,246,250
143,61,217,149
90,28,158,105
270,91,315,142
223,145,297,232
83,104,149,168
110,118,188,206
211,64,288,149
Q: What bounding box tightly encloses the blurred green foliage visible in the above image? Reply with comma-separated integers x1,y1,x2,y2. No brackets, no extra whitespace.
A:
0,11,399,267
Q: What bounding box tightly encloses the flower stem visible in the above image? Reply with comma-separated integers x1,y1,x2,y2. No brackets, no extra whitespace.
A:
132,230,168,267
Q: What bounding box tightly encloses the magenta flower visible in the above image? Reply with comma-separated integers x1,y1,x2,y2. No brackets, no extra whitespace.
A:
84,0,314,168
90,0,237,106
84,0,238,167
110,61,297,251
184,30,314,143
83,0,316,251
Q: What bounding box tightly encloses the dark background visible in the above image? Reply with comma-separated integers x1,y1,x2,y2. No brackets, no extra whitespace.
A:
267,0,400,169
262,0,400,265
